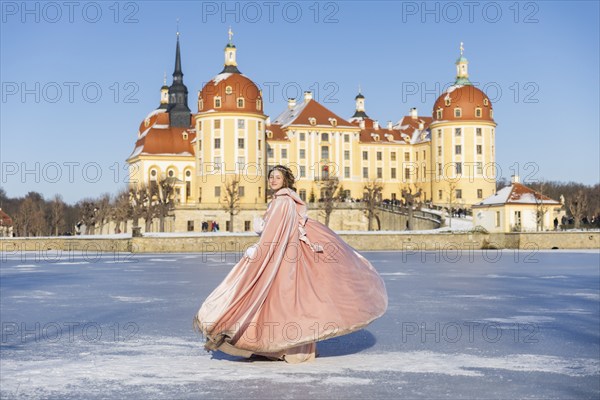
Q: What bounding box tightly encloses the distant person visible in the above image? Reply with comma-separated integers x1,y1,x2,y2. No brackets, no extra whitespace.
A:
553,217,559,231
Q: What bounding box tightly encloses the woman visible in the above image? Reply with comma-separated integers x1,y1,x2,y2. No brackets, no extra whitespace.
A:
194,165,388,363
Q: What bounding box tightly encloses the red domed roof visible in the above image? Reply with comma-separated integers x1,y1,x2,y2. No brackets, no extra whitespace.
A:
432,84,494,122
198,72,263,115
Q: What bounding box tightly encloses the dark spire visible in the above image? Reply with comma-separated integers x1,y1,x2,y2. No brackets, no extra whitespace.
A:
168,31,191,127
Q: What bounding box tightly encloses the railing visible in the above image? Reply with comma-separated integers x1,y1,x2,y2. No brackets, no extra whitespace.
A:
377,203,443,223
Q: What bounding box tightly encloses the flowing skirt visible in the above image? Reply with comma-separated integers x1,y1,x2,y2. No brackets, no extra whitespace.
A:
194,218,388,362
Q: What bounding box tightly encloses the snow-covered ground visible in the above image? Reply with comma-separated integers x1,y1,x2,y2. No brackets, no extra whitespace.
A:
1,251,598,399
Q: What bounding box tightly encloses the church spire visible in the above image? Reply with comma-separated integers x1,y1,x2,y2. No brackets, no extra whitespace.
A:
168,28,191,127
221,27,242,74
455,41,471,85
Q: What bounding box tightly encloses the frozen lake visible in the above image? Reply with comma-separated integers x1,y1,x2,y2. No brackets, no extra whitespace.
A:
1,249,599,399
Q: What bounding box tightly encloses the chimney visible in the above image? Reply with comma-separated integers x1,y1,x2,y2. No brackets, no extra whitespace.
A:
387,121,393,130
288,98,296,109
373,120,379,130
266,116,271,126
511,175,520,184
359,120,365,129
303,91,313,102
410,107,418,119
418,121,424,130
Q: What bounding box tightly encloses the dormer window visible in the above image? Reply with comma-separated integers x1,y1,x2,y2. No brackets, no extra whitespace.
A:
256,99,262,111
182,132,188,140
454,108,462,118
329,118,337,127
144,117,150,127
436,108,443,119
266,130,273,138
309,117,316,126
475,107,482,118
214,97,221,108
198,99,203,110
237,97,245,108
483,98,489,106
445,98,451,106
225,86,233,95
490,109,494,118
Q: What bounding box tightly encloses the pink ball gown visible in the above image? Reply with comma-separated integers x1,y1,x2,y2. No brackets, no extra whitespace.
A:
194,187,388,363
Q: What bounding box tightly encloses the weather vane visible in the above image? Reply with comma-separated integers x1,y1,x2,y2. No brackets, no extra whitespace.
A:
176,18,180,36
460,41,464,56
228,26,233,43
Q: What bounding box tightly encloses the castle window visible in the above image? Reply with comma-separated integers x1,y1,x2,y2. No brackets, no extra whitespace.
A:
445,98,451,106
477,145,482,155
299,132,305,141
300,166,306,177
281,148,287,159
300,149,306,159
186,170,191,177
377,168,382,179
438,146,442,156
455,145,462,155
237,97,245,108
214,138,221,149
214,97,221,108
454,108,462,118
329,118,337,126
455,127,462,136
362,151,368,161
256,99,262,110
321,132,329,142
238,138,244,149
214,187,221,197
198,140,202,150
321,146,329,159
238,119,245,129
363,167,369,179
182,132,188,140
309,117,317,126
439,190,443,200
377,152,382,161
437,129,442,138
456,189,462,199
225,86,232,95
150,169,157,178
475,107,482,118
436,109,443,119
267,145,273,157
239,186,245,197
391,168,396,179
476,127,482,136
344,134,349,143
198,99,204,110
168,169,174,177
483,98,489,106
299,189,306,201
456,162,462,174
344,150,350,160
490,109,494,118
391,152,396,161
404,152,410,161
345,167,350,178
214,119,221,129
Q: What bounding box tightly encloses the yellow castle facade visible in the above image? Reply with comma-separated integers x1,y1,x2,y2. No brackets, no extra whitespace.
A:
127,34,497,220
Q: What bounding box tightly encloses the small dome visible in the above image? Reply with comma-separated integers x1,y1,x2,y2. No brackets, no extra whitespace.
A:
198,72,263,115
432,85,494,122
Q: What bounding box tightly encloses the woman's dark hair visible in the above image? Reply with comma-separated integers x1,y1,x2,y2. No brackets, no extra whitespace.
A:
268,165,297,192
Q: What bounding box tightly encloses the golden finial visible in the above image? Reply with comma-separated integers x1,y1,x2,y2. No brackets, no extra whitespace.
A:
228,26,234,43
460,41,464,56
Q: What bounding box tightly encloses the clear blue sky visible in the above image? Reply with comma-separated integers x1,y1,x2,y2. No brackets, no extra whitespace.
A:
1,1,599,204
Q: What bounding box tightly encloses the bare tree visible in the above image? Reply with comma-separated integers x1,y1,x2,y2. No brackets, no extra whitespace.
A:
567,189,588,229
446,181,457,228
111,189,131,233
95,193,111,235
318,177,340,227
363,179,383,231
129,184,150,235
402,187,422,230
49,194,66,236
221,176,241,232
15,193,45,236
76,199,97,235
154,177,177,232
534,181,550,231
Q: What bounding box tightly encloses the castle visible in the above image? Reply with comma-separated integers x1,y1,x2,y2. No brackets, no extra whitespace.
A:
127,32,496,232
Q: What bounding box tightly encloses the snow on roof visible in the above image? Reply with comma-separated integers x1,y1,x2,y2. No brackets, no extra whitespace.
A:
474,183,561,207
271,101,310,127
444,84,464,101
144,108,166,120
211,73,233,85
128,145,144,159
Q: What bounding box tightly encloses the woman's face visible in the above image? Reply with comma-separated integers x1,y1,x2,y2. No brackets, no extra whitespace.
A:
269,169,285,191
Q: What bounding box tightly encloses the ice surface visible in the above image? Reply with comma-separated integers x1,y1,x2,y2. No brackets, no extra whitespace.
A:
1,251,598,399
